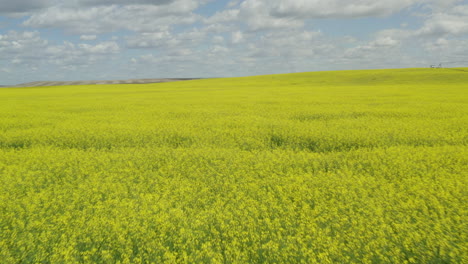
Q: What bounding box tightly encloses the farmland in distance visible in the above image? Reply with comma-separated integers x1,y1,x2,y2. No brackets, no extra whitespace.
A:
0,68,467,263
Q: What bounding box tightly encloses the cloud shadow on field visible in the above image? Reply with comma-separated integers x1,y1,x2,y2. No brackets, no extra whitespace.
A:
292,111,412,122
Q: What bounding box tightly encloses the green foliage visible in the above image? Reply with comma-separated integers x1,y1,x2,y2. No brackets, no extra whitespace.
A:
1,68,467,263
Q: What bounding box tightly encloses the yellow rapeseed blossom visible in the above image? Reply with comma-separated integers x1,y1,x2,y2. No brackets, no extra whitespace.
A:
0,68,467,263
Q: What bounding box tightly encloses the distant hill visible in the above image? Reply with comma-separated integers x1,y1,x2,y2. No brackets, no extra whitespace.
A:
12,78,200,87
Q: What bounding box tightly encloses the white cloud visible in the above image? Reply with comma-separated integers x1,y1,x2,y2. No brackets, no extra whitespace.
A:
227,0,242,8
204,9,240,24
267,0,422,19
126,31,172,49
238,1,303,30
214,0,467,32
231,31,244,44
229,0,431,31
423,38,468,64
76,0,175,7
215,0,424,32
428,0,466,9
243,30,327,59
1,0,468,85
23,1,202,34
0,31,48,60
126,29,205,49
0,0,51,14
80,34,97,40
0,30,125,84
206,3,305,31
126,27,338,78
344,38,400,60
0,0,179,15
0,30,120,65
212,35,225,44
417,5,468,36
0,67,11,73
78,41,120,54
210,45,229,54
339,8,468,69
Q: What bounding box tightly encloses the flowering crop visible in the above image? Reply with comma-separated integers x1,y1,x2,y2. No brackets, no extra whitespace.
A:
0,68,467,263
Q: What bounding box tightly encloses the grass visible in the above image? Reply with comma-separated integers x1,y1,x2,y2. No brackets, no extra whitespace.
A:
0,68,467,263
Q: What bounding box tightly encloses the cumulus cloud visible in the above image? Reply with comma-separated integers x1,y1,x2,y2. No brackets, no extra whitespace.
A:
126,31,174,49
207,0,466,32
126,29,205,49
228,0,428,31
423,38,468,65
344,38,400,60
23,0,202,34
1,0,467,85
212,35,225,44
0,30,126,84
244,30,327,59
77,0,175,7
428,0,466,9
231,31,244,44
80,35,97,40
339,3,468,69
0,30,119,65
0,0,51,14
227,0,242,8
204,0,424,31
78,41,120,54
205,2,305,31
267,0,422,19
0,31,48,59
238,1,303,30
417,4,468,36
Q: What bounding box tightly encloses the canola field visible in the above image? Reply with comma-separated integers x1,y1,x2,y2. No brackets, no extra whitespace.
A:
0,68,467,263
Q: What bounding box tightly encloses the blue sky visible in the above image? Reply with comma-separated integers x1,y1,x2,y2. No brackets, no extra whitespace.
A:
1,0,468,85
